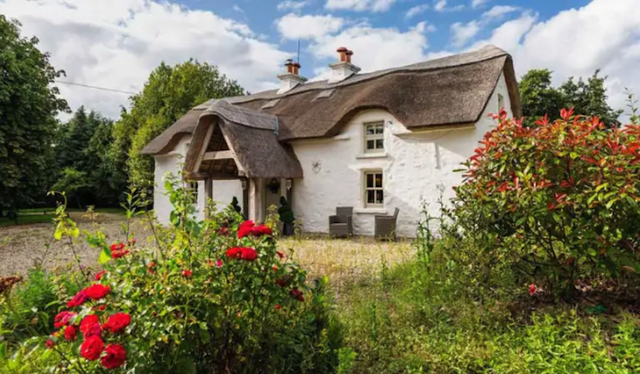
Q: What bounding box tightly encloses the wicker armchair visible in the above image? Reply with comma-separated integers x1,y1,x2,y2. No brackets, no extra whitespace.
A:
329,207,353,237
374,207,399,241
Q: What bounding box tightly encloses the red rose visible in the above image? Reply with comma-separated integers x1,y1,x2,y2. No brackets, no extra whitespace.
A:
83,284,110,300
45,339,55,349
240,247,258,261
276,275,291,287
94,271,108,280
182,270,192,278
290,288,304,302
111,249,130,259
109,243,125,252
238,220,255,239
215,259,223,268
103,313,131,334
98,305,107,311
276,251,285,259
253,224,273,237
67,291,89,308
528,284,537,296
80,335,104,361
80,315,102,338
101,344,126,369
275,304,281,310
54,311,77,328
64,325,77,341
226,247,242,259
272,265,278,271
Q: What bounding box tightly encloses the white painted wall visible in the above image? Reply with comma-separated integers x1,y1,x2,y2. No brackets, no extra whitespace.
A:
153,71,512,235
289,72,512,237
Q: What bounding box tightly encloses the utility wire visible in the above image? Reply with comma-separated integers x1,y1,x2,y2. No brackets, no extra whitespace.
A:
54,80,137,95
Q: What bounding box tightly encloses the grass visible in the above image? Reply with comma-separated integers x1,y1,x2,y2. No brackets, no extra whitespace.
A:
0,214,54,228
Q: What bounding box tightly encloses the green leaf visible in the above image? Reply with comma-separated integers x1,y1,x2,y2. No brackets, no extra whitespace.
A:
99,247,112,264
595,183,609,192
570,152,578,159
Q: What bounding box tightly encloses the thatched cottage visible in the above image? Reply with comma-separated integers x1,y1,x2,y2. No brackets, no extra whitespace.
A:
141,45,522,237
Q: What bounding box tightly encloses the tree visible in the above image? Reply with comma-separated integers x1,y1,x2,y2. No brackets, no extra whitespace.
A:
0,15,69,214
518,69,566,126
52,168,91,209
559,70,623,127
113,60,245,188
519,69,622,127
84,114,121,206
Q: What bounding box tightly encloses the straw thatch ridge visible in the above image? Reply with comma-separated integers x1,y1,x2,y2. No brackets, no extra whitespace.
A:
182,101,303,179
141,45,521,154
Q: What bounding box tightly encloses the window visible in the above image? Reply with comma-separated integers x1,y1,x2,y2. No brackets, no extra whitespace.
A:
364,171,384,207
188,181,198,203
498,93,505,112
364,122,384,153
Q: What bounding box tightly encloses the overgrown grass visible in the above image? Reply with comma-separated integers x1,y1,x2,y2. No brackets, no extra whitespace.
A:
336,254,640,373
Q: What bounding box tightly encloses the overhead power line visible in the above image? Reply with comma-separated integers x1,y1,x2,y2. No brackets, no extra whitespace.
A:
54,80,137,95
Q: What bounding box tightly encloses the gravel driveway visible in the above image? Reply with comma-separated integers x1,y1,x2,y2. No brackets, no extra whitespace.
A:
0,212,152,277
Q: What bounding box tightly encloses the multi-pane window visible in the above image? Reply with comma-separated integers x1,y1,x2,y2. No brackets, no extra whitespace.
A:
188,181,198,204
364,122,384,153
498,93,505,112
364,171,383,207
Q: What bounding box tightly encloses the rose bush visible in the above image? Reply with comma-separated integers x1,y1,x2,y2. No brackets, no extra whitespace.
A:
39,176,341,373
448,109,640,295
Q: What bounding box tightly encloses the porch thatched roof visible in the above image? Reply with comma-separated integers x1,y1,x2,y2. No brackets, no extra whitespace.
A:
142,45,521,155
182,101,303,179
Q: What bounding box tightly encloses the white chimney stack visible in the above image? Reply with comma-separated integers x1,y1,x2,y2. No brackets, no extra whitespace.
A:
328,47,360,84
277,59,306,94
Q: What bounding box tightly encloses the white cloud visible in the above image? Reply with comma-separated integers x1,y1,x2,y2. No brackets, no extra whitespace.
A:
308,21,431,75
471,0,489,8
277,0,312,12
0,0,289,120
405,4,429,19
325,0,397,12
482,5,518,20
433,0,464,12
464,0,640,121
451,20,481,47
276,14,344,40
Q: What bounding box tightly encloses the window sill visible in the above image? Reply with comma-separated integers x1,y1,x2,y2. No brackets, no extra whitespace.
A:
356,152,388,159
354,208,387,215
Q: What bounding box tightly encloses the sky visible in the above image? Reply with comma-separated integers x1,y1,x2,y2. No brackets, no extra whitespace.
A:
1,0,639,121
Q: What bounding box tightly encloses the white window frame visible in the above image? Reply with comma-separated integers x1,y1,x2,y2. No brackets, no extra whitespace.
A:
188,181,198,204
498,93,505,112
363,170,384,208
363,121,384,154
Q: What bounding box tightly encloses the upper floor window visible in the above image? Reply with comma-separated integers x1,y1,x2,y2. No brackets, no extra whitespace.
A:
364,122,384,153
498,93,505,112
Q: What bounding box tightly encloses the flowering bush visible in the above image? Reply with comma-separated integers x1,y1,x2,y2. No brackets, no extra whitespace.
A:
449,109,640,295
39,177,340,373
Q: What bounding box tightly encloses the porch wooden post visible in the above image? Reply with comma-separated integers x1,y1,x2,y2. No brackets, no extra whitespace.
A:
204,177,213,219
248,178,264,223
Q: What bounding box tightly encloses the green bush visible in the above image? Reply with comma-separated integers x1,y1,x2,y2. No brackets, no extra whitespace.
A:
19,175,340,373
449,110,640,295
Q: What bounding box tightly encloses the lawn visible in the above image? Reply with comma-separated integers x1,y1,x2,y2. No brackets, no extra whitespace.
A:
0,214,54,228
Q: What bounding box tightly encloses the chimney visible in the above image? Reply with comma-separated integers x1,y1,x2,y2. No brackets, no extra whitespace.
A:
277,59,306,94
328,47,360,84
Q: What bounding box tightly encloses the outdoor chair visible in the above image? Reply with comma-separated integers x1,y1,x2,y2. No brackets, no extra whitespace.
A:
328,207,353,237
374,207,399,241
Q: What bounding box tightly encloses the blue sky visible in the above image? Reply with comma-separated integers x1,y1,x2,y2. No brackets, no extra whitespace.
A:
1,0,638,120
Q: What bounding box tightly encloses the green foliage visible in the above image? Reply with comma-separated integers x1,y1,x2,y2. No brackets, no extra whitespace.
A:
52,168,91,209
112,60,245,187
0,15,69,213
230,196,242,215
626,88,640,125
278,196,295,224
10,175,340,373
450,111,640,295
519,69,622,127
338,249,640,373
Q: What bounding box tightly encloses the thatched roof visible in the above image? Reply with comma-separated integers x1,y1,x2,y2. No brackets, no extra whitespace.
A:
181,101,303,179
142,45,521,155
